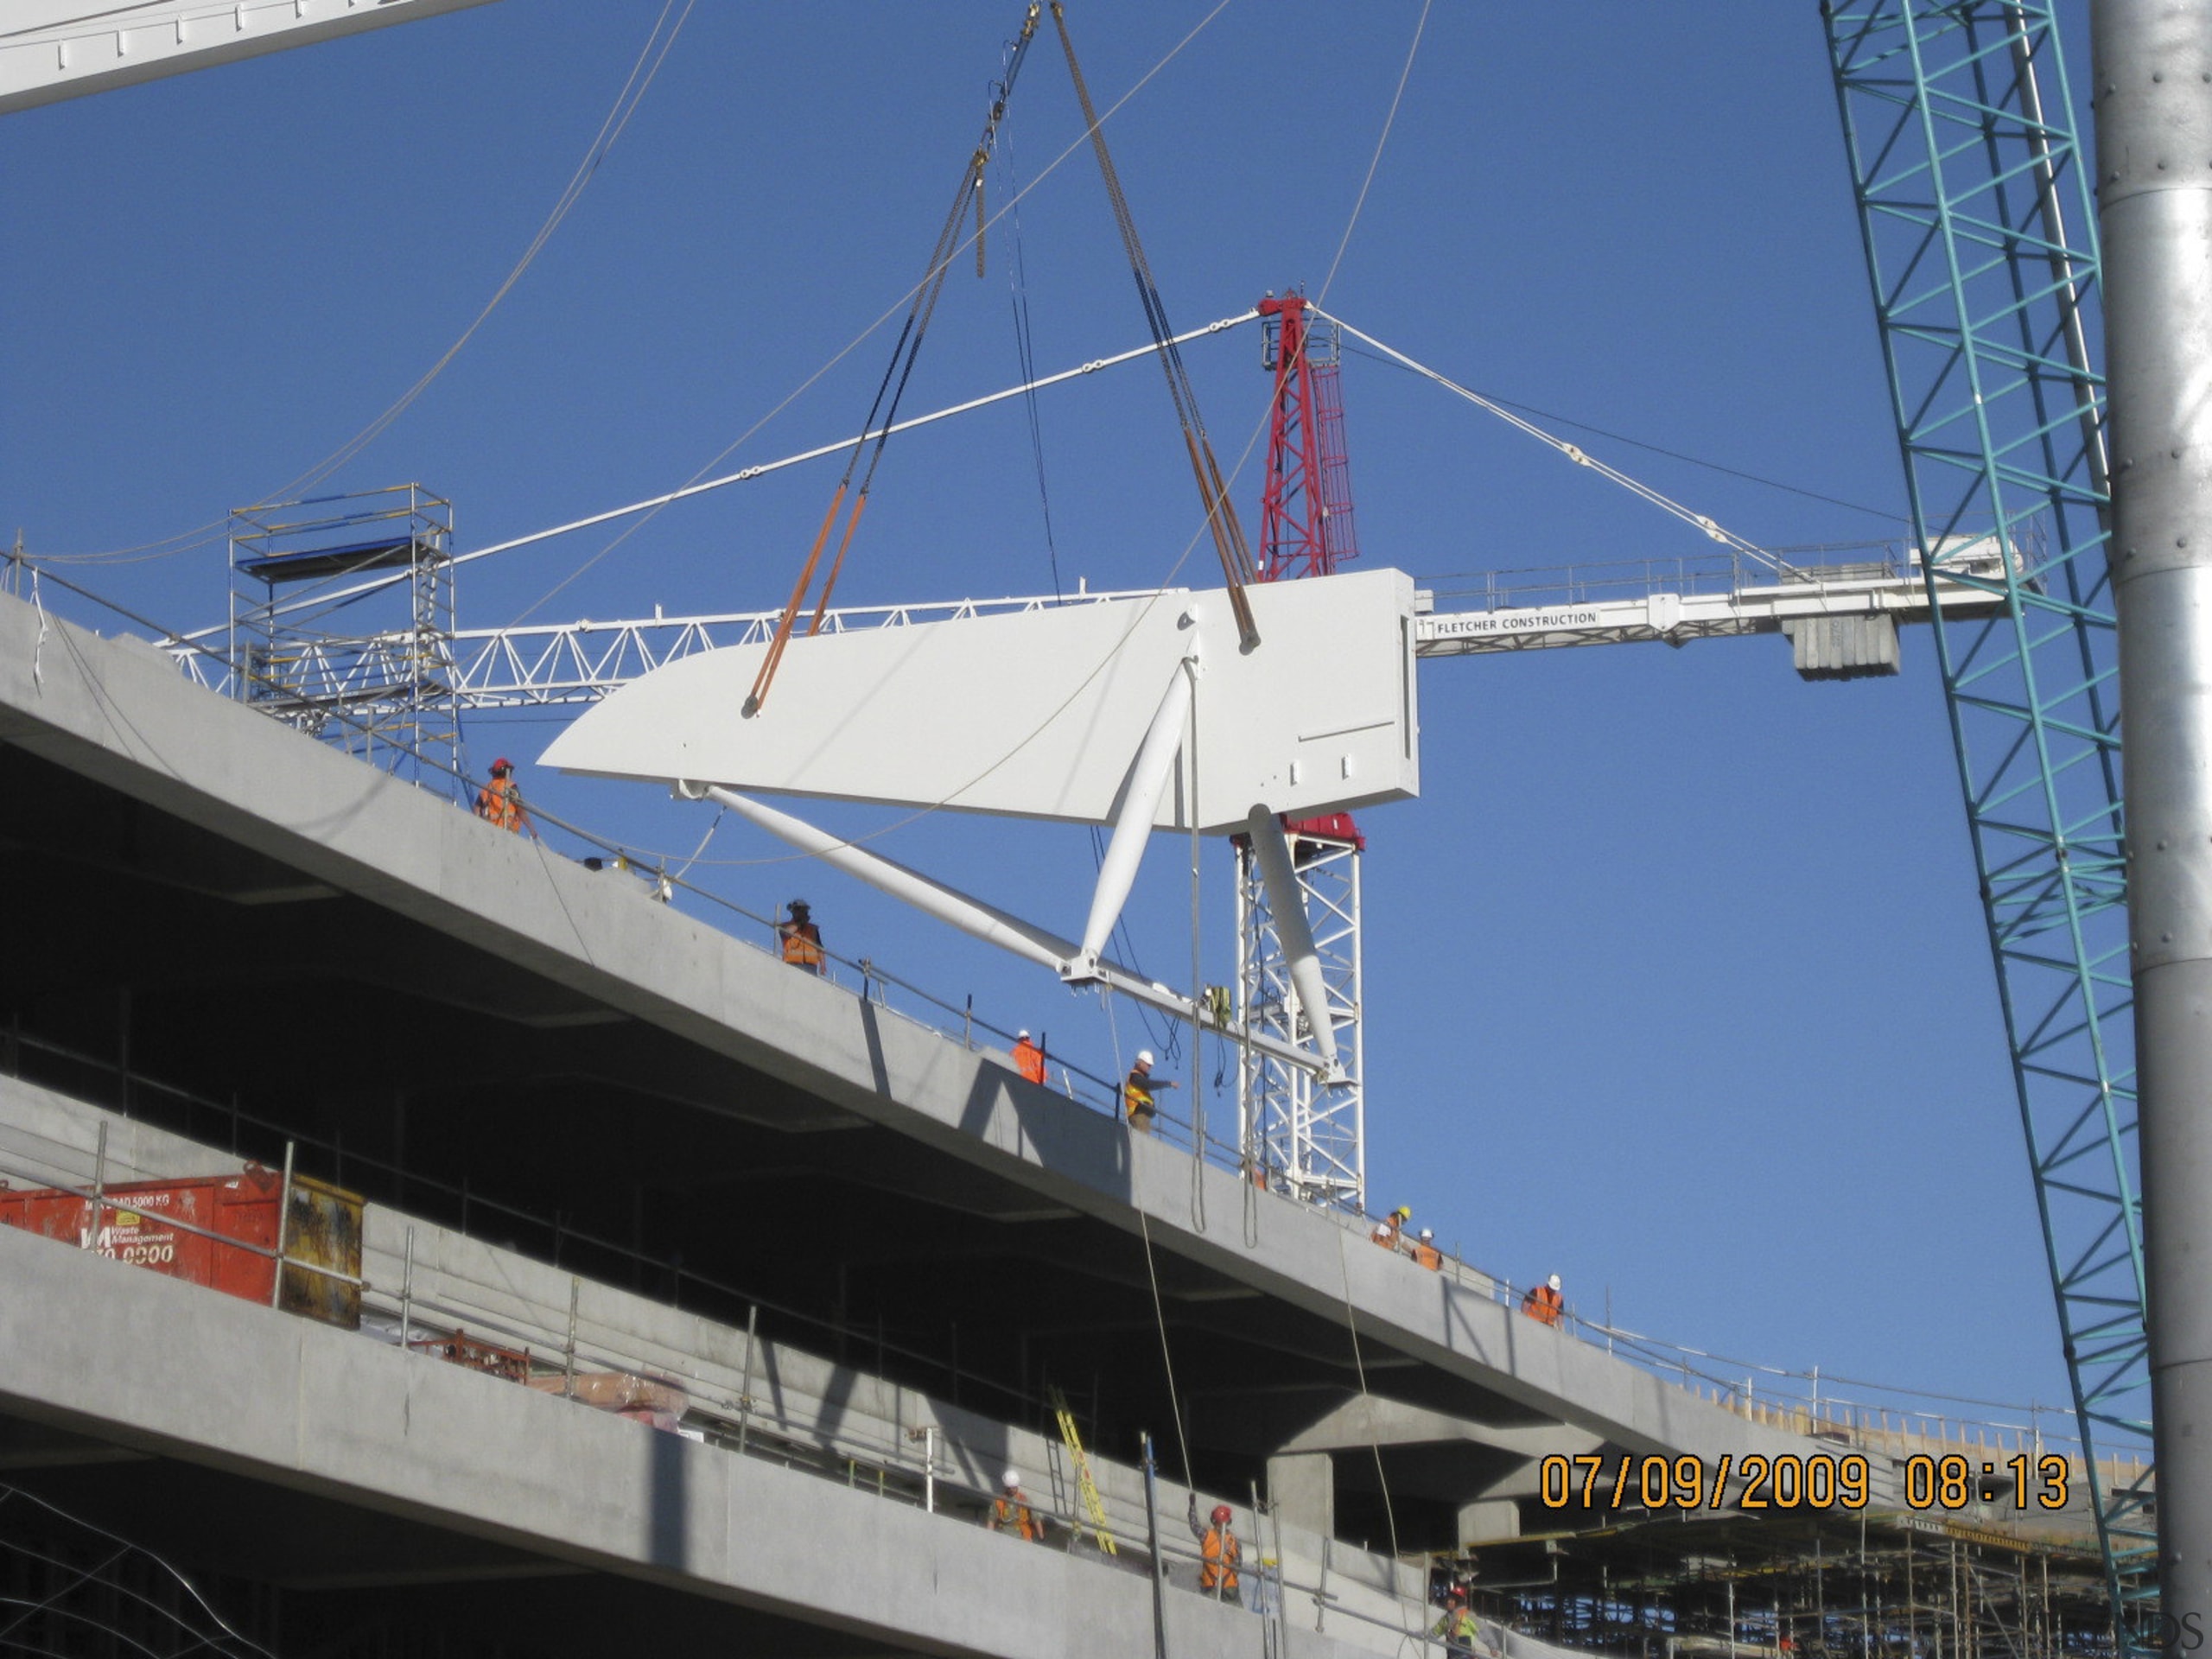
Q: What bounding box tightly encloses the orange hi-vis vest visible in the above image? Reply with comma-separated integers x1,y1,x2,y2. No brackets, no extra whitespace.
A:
1200,1526,1241,1593
1013,1039,1046,1086
780,920,824,970
1522,1284,1563,1325
474,775,525,833
994,1495,1043,1541
1122,1075,1156,1128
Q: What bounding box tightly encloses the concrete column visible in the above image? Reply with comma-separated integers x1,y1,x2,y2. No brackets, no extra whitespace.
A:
1267,1452,1333,1540
2095,3,2212,1649
1457,1497,1519,1546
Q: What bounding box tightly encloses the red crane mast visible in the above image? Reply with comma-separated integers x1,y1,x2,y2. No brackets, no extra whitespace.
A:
1256,292,1362,582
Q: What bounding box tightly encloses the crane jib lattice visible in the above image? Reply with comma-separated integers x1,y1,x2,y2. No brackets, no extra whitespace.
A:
1822,0,2152,1641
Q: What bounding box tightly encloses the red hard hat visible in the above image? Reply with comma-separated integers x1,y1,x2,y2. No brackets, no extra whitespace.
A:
492,757,513,772
1448,1587,1468,1603
1211,1503,1231,1524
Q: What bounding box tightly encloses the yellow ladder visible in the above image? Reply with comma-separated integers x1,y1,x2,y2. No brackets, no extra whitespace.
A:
1050,1386,1116,1556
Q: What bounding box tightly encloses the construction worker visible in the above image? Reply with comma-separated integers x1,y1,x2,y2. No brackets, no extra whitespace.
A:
1371,1205,1411,1251
778,899,825,974
1188,1497,1242,1603
1123,1050,1175,1135
1412,1228,1443,1271
1433,1586,1479,1658
1521,1273,1564,1326
472,758,533,836
989,1468,1045,1541
1012,1029,1046,1087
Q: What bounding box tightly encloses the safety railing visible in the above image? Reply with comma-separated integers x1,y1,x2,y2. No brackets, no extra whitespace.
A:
1,1014,2094,1476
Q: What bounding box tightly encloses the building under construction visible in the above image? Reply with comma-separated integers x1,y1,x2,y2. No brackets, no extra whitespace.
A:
3,1,2206,1656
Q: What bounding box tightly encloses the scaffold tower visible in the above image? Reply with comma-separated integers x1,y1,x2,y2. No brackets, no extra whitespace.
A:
228,486,459,789
1235,817,1365,1211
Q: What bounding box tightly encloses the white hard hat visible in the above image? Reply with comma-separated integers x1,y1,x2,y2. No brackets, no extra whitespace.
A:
1001,1468,1021,1489
1136,1050,1154,1066
1548,1274,1561,1291
1017,1030,1031,1040
1419,1229,1433,1242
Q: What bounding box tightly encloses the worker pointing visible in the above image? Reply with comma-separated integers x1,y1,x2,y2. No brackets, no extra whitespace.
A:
1122,1050,1175,1135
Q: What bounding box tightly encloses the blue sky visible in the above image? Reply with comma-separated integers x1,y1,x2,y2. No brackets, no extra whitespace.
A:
1,3,2094,1435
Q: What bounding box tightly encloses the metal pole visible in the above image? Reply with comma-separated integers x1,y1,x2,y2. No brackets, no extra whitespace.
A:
1142,1432,1170,1659
737,1303,759,1459
563,1275,580,1399
2095,4,2212,1649
85,1121,106,1253
399,1224,415,1346
269,1140,295,1308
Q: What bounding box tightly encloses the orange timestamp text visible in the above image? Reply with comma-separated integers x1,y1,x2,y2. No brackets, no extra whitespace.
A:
1537,1451,2074,1513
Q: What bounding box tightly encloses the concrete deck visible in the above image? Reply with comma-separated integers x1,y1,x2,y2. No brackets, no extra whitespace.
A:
0,591,1853,1649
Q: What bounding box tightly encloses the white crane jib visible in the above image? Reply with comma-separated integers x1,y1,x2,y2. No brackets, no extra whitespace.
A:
541,567,1424,1080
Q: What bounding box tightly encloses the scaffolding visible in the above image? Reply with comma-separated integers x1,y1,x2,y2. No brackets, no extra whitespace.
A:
1459,1511,2113,1659
1234,817,1365,1212
228,485,458,788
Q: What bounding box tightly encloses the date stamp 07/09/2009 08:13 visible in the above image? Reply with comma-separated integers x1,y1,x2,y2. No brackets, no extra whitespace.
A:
1537,1452,2074,1515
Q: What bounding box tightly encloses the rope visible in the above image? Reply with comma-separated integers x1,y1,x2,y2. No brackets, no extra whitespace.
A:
181,312,1259,645
42,2,698,567
1185,657,1206,1236
1318,0,1433,305
1333,1232,1411,1633
1313,309,1788,575
1051,0,1261,643
1137,1211,1198,1493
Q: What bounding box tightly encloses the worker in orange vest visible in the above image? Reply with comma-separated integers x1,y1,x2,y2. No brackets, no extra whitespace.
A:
989,1468,1045,1541
778,899,825,974
1371,1205,1411,1251
1123,1050,1175,1134
1433,1586,1480,1657
1412,1228,1443,1271
1012,1030,1046,1086
1521,1273,1564,1325
473,758,534,836
1188,1497,1242,1602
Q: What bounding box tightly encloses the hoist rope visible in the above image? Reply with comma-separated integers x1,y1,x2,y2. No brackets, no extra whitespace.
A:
1314,308,1789,575
1318,0,1432,305
1137,1211,1198,1493
174,313,1259,644
1334,1233,1409,1629
1050,2,1260,645
747,4,1046,714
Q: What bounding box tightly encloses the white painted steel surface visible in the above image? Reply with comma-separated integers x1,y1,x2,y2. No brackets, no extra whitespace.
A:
543,569,1421,834
0,0,497,114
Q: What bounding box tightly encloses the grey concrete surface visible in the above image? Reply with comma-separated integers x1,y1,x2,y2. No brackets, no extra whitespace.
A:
0,1070,1428,1645
0,1214,1383,1659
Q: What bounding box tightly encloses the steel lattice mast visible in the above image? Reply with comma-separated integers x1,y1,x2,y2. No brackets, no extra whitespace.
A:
1822,0,2152,1635
1236,292,1370,1209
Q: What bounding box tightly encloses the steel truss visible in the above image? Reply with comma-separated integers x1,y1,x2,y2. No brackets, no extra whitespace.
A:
1824,0,2150,1635
1235,825,1364,1211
